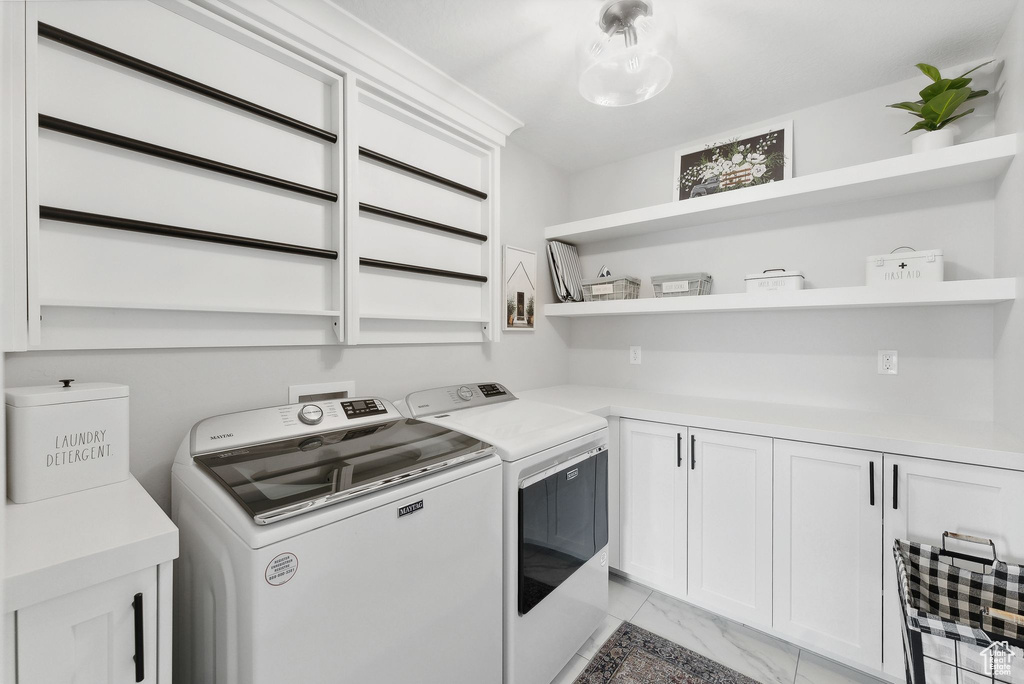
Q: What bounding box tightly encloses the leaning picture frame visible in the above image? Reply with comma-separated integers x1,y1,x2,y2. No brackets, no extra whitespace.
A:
503,246,537,331
673,121,793,202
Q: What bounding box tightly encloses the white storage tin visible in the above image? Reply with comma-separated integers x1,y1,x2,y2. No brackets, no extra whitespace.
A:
866,248,943,285
745,269,805,293
6,381,129,503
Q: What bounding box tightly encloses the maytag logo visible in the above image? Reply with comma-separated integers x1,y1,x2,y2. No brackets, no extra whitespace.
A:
566,468,579,481
210,433,234,440
398,500,424,518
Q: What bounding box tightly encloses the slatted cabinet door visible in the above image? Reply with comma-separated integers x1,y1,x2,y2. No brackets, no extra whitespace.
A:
882,455,1024,680
27,0,344,349
687,428,773,628
17,567,158,684
618,419,688,597
351,88,497,344
773,440,882,670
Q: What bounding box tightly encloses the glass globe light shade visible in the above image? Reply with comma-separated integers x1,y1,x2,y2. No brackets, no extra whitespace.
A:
578,0,676,106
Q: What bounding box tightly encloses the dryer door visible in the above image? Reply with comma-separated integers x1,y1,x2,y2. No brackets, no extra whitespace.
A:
518,447,608,615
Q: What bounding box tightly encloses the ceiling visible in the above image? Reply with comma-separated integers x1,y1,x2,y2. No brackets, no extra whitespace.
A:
331,0,1018,172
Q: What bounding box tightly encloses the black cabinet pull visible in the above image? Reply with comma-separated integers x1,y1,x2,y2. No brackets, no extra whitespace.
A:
690,434,696,470
676,433,682,467
133,592,145,682
892,463,899,510
869,461,875,506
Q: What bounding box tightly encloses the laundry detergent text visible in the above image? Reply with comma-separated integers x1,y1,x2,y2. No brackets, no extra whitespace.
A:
48,430,109,467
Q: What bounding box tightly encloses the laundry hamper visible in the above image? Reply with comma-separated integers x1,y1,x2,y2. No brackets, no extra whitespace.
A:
894,533,1024,683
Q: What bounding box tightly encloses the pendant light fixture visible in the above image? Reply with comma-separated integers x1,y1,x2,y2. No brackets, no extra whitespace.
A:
578,0,676,107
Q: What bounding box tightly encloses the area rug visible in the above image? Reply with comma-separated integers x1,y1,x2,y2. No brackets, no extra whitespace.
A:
575,621,760,683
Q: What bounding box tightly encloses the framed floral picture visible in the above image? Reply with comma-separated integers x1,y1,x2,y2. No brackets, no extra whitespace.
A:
503,245,536,331
673,121,792,201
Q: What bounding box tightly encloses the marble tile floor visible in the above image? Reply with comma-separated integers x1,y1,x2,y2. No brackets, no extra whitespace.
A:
550,573,888,684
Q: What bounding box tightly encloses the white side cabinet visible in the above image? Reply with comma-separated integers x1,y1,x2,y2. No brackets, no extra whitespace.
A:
17,567,158,683
618,419,688,596
4,477,178,683
882,454,1024,680
687,428,773,628
773,440,882,669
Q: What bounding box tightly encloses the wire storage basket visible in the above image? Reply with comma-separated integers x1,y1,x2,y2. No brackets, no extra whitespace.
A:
581,276,640,302
894,533,1024,683
651,272,713,298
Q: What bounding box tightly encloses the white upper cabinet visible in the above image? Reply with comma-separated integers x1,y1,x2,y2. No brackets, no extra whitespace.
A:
687,428,773,628
24,0,345,349
2,0,512,350
349,89,497,345
773,440,882,670
882,454,1024,680
618,419,687,596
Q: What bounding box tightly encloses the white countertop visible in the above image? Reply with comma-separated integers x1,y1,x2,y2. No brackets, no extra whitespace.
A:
4,476,178,612
518,385,1024,470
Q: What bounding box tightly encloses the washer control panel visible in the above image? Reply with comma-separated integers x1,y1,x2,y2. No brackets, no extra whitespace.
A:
190,396,402,456
404,382,516,418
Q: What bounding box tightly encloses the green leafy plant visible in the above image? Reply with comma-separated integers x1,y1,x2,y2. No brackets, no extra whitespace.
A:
506,297,515,317
526,296,535,318
888,61,991,133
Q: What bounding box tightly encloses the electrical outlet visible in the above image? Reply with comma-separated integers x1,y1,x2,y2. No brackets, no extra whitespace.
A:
629,346,642,365
878,350,898,375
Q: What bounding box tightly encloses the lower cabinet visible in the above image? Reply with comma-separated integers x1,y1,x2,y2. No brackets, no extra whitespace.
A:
881,454,1024,680
16,566,160,683
773,440,882,669
618,419,687,597
687,428,773,628
617,418,1024,682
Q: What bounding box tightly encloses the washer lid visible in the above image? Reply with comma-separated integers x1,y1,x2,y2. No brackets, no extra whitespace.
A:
195,418,492,524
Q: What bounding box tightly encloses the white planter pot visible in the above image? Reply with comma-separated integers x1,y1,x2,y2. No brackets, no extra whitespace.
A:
912,127,956,153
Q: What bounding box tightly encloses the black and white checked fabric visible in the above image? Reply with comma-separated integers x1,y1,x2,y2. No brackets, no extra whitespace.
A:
894,539,1024,648
546,241,584,303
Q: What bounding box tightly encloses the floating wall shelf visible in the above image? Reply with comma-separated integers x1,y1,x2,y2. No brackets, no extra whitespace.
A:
543,279,1017,318
545,135,1018,245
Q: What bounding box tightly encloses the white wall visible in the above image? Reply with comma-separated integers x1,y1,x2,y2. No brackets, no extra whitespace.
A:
569,64,998,220
993,1,1024,437
3,140,572,511
565,63,1003,421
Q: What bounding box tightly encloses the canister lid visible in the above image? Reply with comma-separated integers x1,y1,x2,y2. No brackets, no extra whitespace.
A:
744,269,804,281
5,381,129,407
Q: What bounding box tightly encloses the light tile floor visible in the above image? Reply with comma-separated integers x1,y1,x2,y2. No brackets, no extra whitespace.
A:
550,573,888,684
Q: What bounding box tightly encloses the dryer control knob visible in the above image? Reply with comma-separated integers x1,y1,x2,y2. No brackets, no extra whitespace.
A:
298,404,324,425
457,385,474,401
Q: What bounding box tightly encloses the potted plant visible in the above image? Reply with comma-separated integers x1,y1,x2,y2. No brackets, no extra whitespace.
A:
506,297,515,327
526,296,535,326
888,61,990,153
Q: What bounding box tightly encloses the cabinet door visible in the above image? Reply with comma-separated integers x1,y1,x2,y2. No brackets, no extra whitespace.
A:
618,419,687,597
17,567,158,683
773,440,882,669
688,428,772,627
882,455,1024,680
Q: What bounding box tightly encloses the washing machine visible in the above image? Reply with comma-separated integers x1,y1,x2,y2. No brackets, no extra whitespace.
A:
171,396,503,684
400,382,609,684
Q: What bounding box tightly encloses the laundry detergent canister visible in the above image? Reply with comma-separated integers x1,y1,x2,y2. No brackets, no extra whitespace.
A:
5,380,129,503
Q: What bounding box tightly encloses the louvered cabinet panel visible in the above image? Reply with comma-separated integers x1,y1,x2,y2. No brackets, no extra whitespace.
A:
27,0,344,348
350,88,497,344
